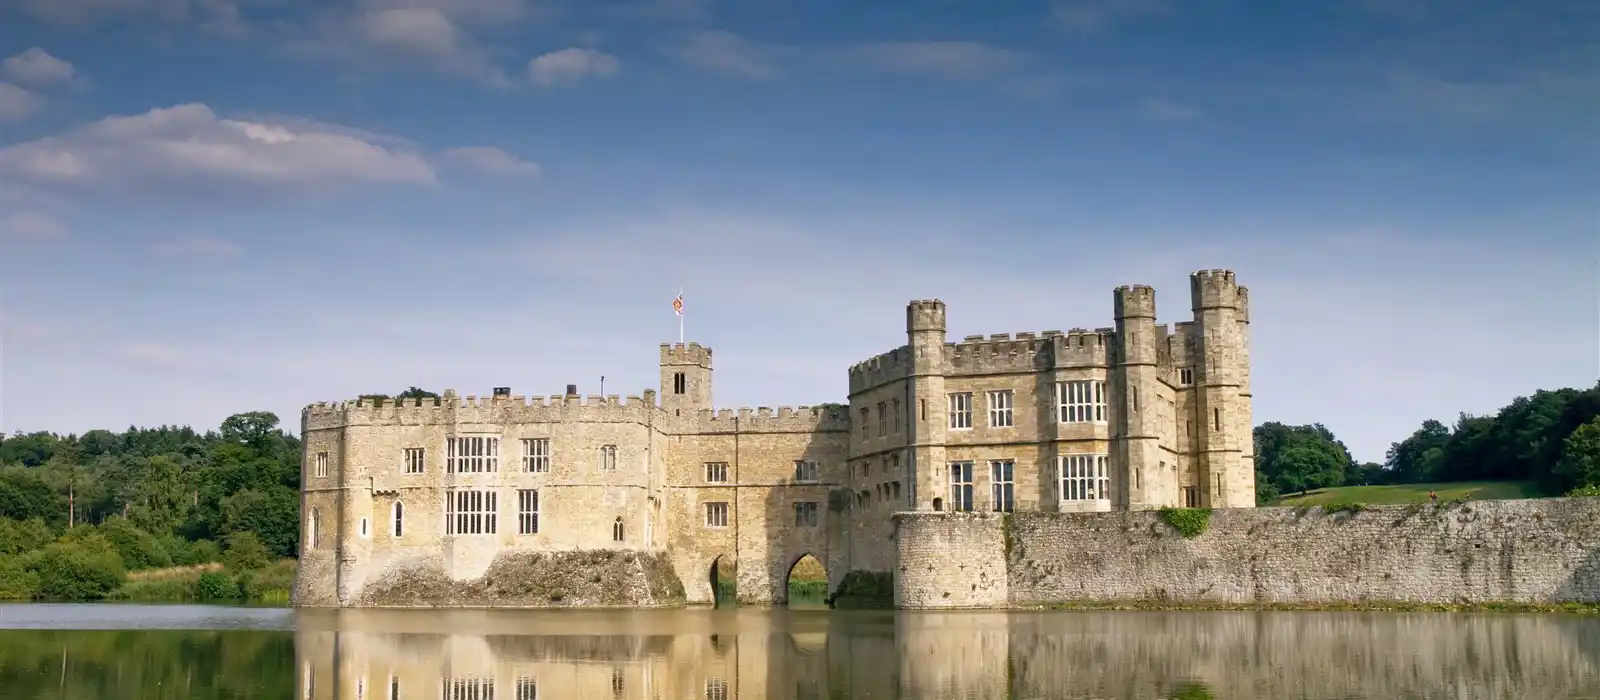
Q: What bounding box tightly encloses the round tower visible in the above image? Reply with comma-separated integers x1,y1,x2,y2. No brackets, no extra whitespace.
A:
1112,285,1162,509
905,299,947,511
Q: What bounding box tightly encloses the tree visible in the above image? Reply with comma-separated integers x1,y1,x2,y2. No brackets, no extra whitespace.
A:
1553,417,1600,490
130,455,187,535
1384,419,1451,483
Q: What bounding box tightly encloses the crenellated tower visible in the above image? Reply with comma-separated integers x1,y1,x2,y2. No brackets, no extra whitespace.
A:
1112,284,1166,509
1189,269,1253,508
906,300,947,510
660,342,713,417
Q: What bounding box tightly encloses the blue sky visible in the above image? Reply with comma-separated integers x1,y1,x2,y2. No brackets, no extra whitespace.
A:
0,0,1594,463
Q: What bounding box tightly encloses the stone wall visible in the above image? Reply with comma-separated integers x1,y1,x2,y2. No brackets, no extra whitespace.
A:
895,498,1600,609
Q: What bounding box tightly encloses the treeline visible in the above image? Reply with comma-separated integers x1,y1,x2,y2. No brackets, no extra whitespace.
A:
1256,383,1600,502
0,411,301,600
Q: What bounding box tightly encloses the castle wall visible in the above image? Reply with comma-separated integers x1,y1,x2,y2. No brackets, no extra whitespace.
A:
894,499,1600,609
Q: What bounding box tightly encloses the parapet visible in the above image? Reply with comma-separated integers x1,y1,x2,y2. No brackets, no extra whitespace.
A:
660,342,713,367
1190,269,1241,311
942,327,1113,374
687,404,851,434
301,391,664,431
906,299,946,333
1113,284,1156,320
848,346,912,394
1236,286,1250,323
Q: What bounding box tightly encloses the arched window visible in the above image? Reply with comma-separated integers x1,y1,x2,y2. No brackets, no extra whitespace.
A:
392,501,404,538
307,508,320,551
612,517,624,543
932,497,944,512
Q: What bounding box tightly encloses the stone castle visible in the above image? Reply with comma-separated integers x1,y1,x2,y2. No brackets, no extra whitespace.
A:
294,269,1255,607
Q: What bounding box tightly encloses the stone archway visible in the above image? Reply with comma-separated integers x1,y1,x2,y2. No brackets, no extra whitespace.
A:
785,553,828,608
709,555,736,606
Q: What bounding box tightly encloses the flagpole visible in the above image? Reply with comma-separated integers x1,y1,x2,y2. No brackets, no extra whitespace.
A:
677,287,684,343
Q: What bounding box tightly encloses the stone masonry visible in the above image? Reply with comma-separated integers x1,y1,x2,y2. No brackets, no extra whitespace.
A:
295,269,1256,608
894,498,1600,608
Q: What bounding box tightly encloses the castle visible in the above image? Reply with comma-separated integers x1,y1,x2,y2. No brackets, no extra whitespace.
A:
294,269,1255,607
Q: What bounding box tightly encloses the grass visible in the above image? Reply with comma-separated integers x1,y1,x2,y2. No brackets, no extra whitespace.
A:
1273,481,1545,507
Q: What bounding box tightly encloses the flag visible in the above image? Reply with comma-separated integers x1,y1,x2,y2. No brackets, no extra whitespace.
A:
672,294,684,316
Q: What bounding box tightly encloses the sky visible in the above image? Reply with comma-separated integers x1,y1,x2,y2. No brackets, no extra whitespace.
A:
0,0,1595,463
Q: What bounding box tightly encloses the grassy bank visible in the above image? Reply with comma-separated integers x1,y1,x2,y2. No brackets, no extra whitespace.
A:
1030,600,1600,615
107,560,294,604
1272,481,1545,506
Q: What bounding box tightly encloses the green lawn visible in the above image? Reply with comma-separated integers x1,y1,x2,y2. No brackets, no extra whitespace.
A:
1272,481,1547,506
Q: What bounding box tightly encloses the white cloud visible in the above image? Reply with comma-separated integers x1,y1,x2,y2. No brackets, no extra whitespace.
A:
0,211,68,240
528,48,620,87
1052,0,1169,29
1139,97,1201,121
439,146,541,176
670,31,780,78
843,42,1024,81
152,234,242,257
359,7,461,57
0,103,437,190
0,82,43,123
3,48,76,86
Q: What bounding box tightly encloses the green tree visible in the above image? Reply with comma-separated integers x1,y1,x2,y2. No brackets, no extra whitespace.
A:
1553,416,1600,490
130,455,188,535
223,531,271,571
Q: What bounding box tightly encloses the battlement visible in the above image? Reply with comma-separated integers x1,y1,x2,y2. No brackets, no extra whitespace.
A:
1190,269,1241,311
301,390,663,431
660,342,713,367
942,327,1113,374
1236,286,1250,322
1113,284,1156,320
688,404,852,434
847,346,912,393
906,299,946,333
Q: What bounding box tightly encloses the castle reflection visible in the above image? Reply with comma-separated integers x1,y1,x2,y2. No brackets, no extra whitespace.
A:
295,608,1600,700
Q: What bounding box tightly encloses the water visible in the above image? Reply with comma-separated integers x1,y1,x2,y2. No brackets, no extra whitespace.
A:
2,604,1599,699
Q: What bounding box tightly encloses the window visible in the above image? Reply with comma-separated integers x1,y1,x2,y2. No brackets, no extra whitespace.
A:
891,452,900,474
444,489,498,535
988,390,1013,428
920,398,927,421
403,447,425,474
388,677,399,700
705,462,729,483
1060,454,1109,501
1178,367,1194,386
892,399,902,433
859,408,870,438
706,679,729,700
673,372,686,394
392,502,404,538
314,451,329,478
1214,407,1222,431
948,392,973,429
612,517,624,542
307,508,319,551
521,439,550,473
794,501,818,527
444,678,493,700
516,677,537,700
517,489,539,534
990,460,1014,512
705,502,729,528
360,517,369,537
446,436,499,474
611,670,624,699
877,401,887,436
599,444,617,471
1183,486,1201,508
1057,380,1106,423
794,460,819,482
948,462,974,511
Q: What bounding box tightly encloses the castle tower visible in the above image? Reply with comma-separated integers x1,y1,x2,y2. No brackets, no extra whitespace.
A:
660,343,713,417
906,300,948,511
1189,269,1253,508
1112,284,1166,510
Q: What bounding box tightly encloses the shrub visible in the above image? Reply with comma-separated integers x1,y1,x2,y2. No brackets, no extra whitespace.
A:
1321,502,1368,515
0,556,40,600
237,559,296,601
33,543,126,600
196,571,241,600
98,518,174,571
829,570,894,609
0,518,55,556
1158,508,1213,538
1567,484,1600,498
224,532,271,571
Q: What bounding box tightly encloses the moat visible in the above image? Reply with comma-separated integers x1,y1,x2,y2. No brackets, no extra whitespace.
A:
3,605,1600,699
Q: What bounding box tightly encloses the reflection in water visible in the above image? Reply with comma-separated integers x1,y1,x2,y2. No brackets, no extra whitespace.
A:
3,607,1600,699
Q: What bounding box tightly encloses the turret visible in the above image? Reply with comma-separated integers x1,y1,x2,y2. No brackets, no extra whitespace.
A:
1188,269,1252,509
660,342,713,417
905,299,948,511
1113,285,1163,509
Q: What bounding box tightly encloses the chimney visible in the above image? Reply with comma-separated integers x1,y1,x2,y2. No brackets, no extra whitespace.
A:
492,387,510,398
565,384,578,396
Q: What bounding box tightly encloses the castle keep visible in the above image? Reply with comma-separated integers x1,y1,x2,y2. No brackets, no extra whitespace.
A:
294,269,1255,607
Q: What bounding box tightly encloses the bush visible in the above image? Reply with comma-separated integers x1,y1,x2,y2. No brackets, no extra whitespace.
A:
0,518,55,556
33,543,126,600
828,570,894,609
1567,484,1600,498
195,571,241,600
99,518,174,571
0,556,40,600
224,532,271,571
237,559,296,600
1158,508,1213,538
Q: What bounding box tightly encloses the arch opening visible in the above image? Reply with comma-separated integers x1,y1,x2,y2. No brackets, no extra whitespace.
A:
709,556,736,607
785,553,828,608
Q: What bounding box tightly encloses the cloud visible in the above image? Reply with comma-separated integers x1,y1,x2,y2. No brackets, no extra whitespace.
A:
0,82,43,123
358,7,462,57
284,1,532,86
669,31,780,78
3,48,76,86
8,0,247,35
439,146,541,176
0,211,68,240
528,48,620,87
0,103,438,191
1139,97,1201,121
843,42,1024,81
1051,0,1169,29
152,234,242,257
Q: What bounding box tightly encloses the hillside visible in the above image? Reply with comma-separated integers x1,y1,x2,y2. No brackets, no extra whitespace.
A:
1271,481,1546,507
